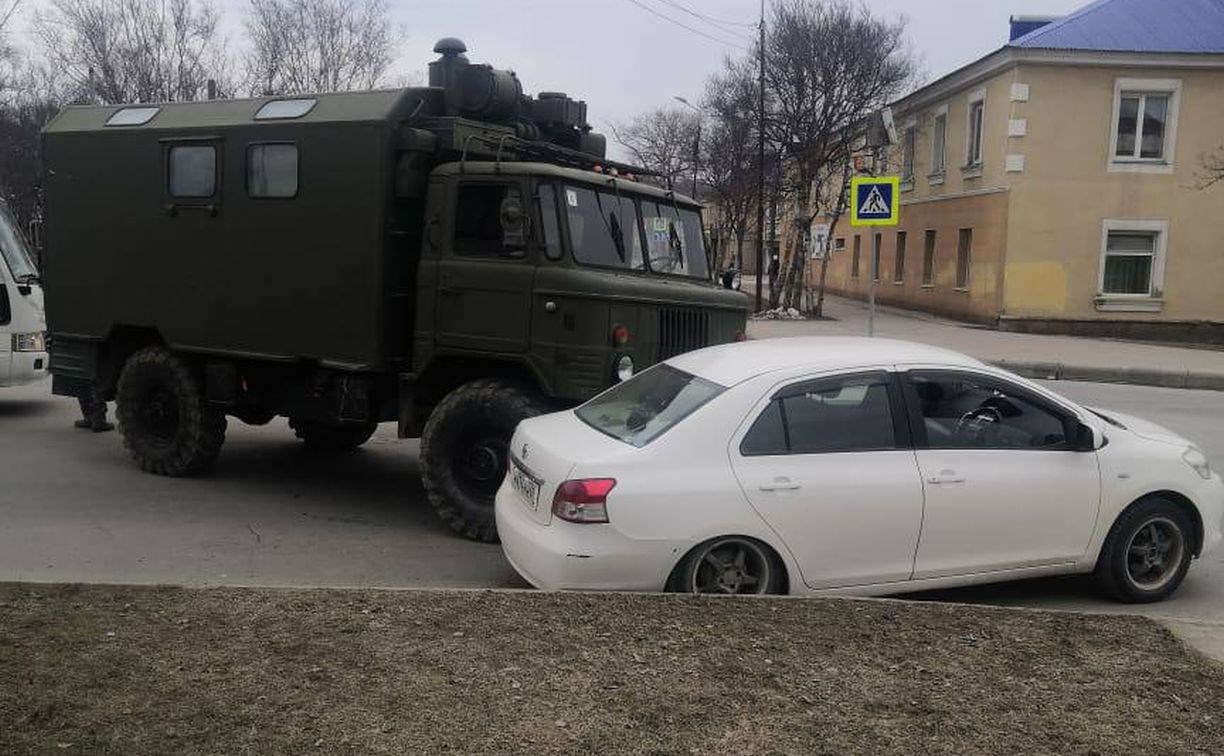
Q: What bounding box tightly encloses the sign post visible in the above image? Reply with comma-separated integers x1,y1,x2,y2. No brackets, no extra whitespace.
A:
849,175,900,337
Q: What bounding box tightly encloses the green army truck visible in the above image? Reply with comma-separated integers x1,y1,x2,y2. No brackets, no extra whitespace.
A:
43,38,748,541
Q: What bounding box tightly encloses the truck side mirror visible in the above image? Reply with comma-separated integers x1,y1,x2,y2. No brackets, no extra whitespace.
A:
500,194,527,257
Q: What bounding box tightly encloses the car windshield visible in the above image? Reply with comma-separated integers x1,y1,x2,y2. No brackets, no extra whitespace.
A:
560,183,708,279
575,364,725,447
0,204,37,282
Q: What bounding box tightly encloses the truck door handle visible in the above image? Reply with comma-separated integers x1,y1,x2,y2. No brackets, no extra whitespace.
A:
926,470,965,485
759,477,802,492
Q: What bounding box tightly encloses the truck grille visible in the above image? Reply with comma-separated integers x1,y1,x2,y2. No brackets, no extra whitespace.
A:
657,308,710,360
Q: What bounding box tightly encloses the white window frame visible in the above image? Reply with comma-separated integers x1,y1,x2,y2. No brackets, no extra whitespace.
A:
929,105,948,184
900,117,917,190
1096,218,1168,312
1107,78,1180,175
963,89,986,177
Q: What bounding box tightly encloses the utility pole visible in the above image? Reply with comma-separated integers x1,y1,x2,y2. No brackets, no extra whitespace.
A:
755,0,766,312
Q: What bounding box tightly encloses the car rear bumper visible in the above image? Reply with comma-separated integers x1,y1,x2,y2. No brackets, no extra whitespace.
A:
495,478,685,592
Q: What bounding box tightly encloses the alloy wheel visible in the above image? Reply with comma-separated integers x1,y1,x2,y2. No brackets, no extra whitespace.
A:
1125,516,1186,591
690,538,772,595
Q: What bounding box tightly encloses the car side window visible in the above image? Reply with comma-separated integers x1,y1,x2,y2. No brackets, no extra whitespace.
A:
740,372,897,456
908,372,1071,450
454,183,522,258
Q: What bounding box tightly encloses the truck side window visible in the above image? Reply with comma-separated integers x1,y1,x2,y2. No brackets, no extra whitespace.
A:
454,183,520,258
168,145,217,198
248,144,298,198
537,184,563,261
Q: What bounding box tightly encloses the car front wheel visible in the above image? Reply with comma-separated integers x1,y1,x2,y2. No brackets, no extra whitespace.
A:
1096,496,1195,603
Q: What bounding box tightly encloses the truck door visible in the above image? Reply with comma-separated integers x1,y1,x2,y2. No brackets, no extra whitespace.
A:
434,178,534,353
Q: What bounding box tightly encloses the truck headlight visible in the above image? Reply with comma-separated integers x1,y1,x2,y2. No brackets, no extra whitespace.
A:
12,332,46,352
1183,447,1212,480
614,354,634,382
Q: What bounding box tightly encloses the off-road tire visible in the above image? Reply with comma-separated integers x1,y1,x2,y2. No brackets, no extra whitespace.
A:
1095,495,1195,603
115,346,226,476
289,418,377,450
419,379,548,543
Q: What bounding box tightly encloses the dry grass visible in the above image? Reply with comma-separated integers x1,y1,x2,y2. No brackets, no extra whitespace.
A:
2,583,1222,755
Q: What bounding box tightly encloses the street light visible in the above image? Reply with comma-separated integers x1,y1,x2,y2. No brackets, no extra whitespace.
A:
673,96,702,199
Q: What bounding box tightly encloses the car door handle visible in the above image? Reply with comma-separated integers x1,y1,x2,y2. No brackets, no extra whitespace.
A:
926,470,966,485
759,477,802,492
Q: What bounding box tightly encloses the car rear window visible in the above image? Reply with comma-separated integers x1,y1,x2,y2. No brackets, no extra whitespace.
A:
576,364,724,447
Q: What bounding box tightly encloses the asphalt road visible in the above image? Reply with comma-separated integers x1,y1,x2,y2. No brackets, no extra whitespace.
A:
2,377,1223,624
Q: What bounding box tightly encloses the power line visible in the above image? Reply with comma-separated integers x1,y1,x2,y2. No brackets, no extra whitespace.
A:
623,0,750,51
0,0,22,35
654,0,758,36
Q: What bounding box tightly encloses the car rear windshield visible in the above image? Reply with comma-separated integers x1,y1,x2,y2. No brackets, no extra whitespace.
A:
575,364,725,447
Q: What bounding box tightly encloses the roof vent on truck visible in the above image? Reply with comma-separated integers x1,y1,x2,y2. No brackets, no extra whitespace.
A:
105,106,160,127
255,98,318,120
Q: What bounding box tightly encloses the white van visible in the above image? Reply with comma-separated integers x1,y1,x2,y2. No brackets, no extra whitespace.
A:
0,201,47,387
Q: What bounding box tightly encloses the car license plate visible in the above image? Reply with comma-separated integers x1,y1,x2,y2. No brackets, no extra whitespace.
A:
510,460,541,511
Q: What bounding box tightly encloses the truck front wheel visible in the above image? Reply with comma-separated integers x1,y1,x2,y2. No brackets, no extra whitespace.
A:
419,379,547,542
289,418,378,450
115,347,227,476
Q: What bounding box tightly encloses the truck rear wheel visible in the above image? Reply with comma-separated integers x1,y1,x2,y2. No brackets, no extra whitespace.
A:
115,346,227,476
289,418,378,450
419,379,547,542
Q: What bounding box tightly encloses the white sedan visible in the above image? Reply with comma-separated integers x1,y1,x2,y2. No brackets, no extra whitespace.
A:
496,338,1223,603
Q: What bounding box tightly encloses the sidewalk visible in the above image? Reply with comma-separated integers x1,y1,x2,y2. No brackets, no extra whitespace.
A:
746,294,1224,390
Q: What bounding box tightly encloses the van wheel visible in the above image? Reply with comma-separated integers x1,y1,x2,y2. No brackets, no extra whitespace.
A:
116,347,226,476
289,418,377,450
419,379,547,543
1095,495,1194,603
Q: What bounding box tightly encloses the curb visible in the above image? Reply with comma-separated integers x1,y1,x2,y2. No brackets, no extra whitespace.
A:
993,360,1224,391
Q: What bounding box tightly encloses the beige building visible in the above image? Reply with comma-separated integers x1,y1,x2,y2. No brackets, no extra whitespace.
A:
819,0,1224,342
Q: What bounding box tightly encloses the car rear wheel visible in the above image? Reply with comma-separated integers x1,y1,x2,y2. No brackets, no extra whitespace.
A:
115,346,226,477
1095,495,1195,603
289,418,377,450
670,536,785,595
419,379,548,543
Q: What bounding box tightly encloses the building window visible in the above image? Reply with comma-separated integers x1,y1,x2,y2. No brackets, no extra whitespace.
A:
922,230,936,286
248,143,298,198
851,235,861,278
955,229,972,289
931,112,947,174
872,233,882,282
168,144,217,198
893,231,906,283
901,126,916,184
966,96,985,168
834,237,846,252
1110,79,1180,173
1097,220,1167,310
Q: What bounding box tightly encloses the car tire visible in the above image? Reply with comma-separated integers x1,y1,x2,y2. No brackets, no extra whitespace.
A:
116,346,226,477
1095,495,1195,603
419,379,548,543
289,418,377,450
669,536,786,595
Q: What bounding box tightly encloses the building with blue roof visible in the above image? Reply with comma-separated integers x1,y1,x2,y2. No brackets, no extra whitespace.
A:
817,0,1224,342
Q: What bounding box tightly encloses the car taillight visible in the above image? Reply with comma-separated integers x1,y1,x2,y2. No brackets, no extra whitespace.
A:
612,324,631,347
734,330,748,342
552,478,616,523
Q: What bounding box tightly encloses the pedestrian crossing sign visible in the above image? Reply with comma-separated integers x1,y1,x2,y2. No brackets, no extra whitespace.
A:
850,176,900,226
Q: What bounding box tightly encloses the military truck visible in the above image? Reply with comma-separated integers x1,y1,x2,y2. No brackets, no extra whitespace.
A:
43,38,748,541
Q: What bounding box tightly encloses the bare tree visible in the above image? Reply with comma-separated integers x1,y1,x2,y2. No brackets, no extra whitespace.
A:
31,0,229,104
703,57,759,274
762,0,916,312
611,107,700,191
244,0,396,95
0,0,20,95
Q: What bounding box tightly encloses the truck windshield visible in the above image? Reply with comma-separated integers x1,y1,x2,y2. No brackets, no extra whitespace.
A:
560,183,707,279
0,204,38,282
575,364,725,447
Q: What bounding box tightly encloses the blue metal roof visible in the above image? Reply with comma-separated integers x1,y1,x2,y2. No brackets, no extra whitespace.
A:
1009,0,1224,53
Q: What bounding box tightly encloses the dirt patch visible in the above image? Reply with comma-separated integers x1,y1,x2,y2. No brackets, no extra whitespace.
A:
2,584,1221,755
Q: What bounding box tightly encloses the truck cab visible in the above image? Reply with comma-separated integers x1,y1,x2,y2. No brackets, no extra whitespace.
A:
0,201,47,388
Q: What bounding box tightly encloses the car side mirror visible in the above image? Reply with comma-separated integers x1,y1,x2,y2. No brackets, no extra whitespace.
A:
1074,421,1100,452
500,195,527,256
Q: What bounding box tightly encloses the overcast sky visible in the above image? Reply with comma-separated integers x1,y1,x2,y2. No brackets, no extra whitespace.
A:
12,0,1090,142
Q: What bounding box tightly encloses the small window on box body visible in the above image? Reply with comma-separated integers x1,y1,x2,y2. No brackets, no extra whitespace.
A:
255,98,317,120
248,144,298,198
106,106,160,126
168,145,217,198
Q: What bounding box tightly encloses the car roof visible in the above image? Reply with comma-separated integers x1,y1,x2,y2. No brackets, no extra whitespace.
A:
667,337,986,386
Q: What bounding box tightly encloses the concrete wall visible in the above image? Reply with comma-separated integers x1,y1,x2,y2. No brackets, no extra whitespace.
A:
1001,63,1224,325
